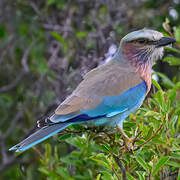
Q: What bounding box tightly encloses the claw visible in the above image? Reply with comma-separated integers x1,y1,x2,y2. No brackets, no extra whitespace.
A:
123,137,137,151
117,126,141,151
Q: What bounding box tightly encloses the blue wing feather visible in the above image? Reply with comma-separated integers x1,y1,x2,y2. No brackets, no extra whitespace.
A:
82,80,146,117
52,81,147,122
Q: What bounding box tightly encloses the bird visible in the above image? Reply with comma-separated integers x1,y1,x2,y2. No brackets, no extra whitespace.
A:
9,28,176,152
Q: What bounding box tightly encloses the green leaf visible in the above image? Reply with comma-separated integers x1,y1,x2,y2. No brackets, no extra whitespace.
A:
135,154,149,172
156,72,175,88
66,136,86,149
127,173,136,180
45,143,52,164
36,58,49,74
89,157,111,170
18,24,28,36
123,122,136,128
96,174,101,180
163,56,180,66
145,127,153,140
165,47,180,54
178,169,180,180
152,156,169,176
169,115,178,135
76,31,87,38
51,32,67,47
54,146,59,162
57,0,67,9
168,90,177,104
50,31,68,54
170,152,180,160
154,90,165,111
144,111,161,118
174,26,180,43
166,160,180,168
100,144,110,153
136,171,145,180
173,81,180,90
59,134,72,141
47,0,56,5
0,25,6,38
38,167,50,175
100,171,113,180
152,78,162,90
56,166,70,179
99,5,107,14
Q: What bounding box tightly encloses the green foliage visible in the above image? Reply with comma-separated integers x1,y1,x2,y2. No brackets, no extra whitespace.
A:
163,26,180,68
174,26,180,43
51,32,68,54
163,56,180,66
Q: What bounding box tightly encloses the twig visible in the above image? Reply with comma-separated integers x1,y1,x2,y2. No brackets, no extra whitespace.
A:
0,71,26,93
30,2,42,17
21,40,38,73
134,130,142,141
111,164,121,180
0,39,37,94
113,155,127,180
3,109,24,138
0,140,21,173
136,121,164,150
0,155,17,173
32,146,43,159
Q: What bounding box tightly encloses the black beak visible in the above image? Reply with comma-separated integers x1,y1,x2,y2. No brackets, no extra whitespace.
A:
156,37,176,47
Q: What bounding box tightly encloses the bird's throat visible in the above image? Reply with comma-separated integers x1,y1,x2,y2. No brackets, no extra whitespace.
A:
122,43,152,94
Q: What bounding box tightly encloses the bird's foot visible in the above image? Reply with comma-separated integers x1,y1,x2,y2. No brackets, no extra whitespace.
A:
117,126,141,152
122,136,141,151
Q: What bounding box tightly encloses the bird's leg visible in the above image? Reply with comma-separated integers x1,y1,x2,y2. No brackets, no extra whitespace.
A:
117,126,140,151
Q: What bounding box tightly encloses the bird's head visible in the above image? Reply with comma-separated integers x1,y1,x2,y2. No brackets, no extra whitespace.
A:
119,28,176,65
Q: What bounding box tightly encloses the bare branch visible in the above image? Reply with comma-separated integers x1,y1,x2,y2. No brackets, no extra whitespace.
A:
21,40,38,73
111,164,121,180
0,71,26,93
0,155,18,173
113,155,127,180
3,109,24,138
29,2,42,17
0,40,38,94
0,138,20,173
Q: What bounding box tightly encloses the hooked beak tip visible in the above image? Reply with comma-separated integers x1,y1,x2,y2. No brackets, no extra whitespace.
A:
156,37,176,47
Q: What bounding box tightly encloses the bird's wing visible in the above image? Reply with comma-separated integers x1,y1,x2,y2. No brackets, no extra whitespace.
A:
51,60,146,122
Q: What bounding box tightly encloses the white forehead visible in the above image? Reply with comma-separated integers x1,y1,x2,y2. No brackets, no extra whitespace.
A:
121,28,163,42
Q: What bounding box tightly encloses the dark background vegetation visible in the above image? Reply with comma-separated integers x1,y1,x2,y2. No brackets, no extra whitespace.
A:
0,0,180,179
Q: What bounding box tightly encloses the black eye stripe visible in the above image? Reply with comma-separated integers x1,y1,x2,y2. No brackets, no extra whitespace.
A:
135,38,149,43
129,38,157,45
137,39,146,43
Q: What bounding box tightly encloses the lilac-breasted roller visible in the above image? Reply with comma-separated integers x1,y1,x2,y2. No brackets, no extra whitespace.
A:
9,29,176,152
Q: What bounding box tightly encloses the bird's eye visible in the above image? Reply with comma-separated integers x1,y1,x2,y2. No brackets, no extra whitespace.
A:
136,39,147,44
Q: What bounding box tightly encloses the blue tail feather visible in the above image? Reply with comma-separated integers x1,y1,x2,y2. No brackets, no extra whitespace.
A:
9,123,71,152
9,113,105,152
